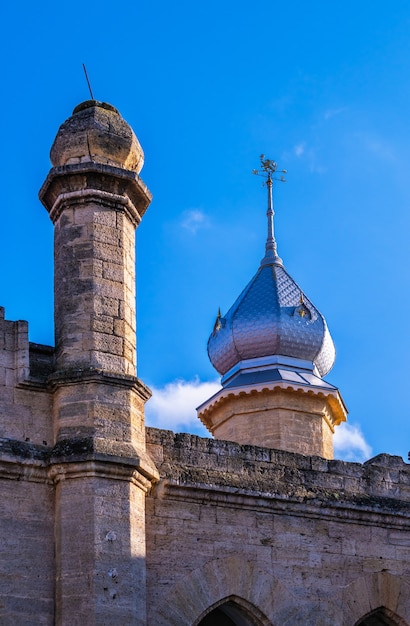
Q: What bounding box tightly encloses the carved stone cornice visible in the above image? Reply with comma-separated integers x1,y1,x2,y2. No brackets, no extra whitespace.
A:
39,162,152,226
154,479,410,530
47,368,152,402
0,437,159,491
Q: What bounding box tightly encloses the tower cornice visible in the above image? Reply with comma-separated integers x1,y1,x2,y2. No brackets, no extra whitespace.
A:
47,367,152,400
39,161,152,225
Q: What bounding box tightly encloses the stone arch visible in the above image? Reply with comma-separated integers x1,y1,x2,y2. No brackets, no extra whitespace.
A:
195,595,268,626
149,560,410,625
148,555,298,625
338,571,410,626
355,607,409,626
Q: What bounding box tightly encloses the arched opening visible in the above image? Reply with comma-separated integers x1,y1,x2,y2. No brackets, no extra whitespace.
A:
196,597,264,626
355,607,408,626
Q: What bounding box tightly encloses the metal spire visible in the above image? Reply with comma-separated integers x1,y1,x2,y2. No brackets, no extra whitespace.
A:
252,155,286,267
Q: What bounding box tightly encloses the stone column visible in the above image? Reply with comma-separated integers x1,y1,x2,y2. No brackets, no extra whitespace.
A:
40,101,158,625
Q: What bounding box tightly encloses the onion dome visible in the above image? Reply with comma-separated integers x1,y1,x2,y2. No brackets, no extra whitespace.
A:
208,263,335,378
50,100,144,173
207,159,335,380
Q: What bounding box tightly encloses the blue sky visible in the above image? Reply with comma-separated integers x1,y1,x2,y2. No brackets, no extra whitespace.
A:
1,1,410,461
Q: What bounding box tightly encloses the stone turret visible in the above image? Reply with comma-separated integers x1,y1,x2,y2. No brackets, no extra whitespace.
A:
198,160,347,459
39,101,157,625
40,100,149,379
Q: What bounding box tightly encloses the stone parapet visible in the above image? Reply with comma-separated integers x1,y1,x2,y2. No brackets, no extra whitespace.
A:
146,428,410,518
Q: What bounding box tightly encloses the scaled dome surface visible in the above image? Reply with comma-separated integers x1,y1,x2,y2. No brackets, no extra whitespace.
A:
50,100,144,172
207,261,336,378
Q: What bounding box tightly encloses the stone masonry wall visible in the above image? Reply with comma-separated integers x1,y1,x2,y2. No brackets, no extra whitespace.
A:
145,428,410,626
0,443,54,625
0,308,54,624
205,388,335,459
0,307,53,445
53,201,137,376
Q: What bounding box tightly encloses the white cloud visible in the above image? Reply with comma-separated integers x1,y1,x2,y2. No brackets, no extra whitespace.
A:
294,142,305,157
333,422,372,462
364,138,395,160
180,209,208,234
353,132,396,161
145,377,221,434
324,106,347,120
287,143,325,174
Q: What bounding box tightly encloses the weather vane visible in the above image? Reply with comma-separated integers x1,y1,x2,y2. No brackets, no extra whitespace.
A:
252,154,287,183
252,155,287,267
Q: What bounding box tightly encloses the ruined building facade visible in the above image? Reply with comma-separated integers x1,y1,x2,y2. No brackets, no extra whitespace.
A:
0,101,409,625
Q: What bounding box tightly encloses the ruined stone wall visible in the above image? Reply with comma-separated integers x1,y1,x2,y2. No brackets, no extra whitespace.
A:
145,428,410,626
0,307,53,445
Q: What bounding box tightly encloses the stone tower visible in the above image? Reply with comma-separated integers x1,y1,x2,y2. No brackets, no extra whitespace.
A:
39,100,158,625
198,160,346,459
1,104,410,626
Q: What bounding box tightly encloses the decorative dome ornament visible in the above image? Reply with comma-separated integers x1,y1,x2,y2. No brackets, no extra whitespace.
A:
199,158,346,457
197,155,347,459
50,100,144,173
207,157,336,381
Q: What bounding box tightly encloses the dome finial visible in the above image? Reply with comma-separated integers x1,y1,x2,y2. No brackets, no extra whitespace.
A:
252,155,287,267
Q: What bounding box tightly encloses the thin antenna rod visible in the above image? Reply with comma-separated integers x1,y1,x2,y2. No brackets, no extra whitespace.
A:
82,64,95,100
